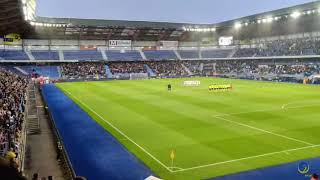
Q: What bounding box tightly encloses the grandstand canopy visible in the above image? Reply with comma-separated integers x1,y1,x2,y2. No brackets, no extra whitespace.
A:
36,0,315,24
1,0,320,41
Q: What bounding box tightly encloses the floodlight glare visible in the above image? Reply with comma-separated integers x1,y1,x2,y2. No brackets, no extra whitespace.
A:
234,23,242,29
266,17,273,23
290,11,301,18
257,19,262,24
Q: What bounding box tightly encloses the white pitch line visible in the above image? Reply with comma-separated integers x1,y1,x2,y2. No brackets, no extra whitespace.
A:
214,116,314,146
61,88,173,172
214,103,320,118
172,144,320,173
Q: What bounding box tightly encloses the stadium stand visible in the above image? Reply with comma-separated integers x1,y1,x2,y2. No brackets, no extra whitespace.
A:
201,49,233,58
106,50,142,61
63,50,104,61
178,50,199,59
0,68,27,177
144,50,177,60
0,50,29,60
146,61,187,77
31,50,60,60
61,62,106,79
108,62,146,74
18,66,60,79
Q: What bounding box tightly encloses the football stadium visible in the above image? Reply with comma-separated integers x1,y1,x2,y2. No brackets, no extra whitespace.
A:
2,0,320,180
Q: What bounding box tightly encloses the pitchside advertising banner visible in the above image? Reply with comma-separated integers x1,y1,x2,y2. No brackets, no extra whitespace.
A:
183,80,201,87
109,40,132,47
219,36,233,46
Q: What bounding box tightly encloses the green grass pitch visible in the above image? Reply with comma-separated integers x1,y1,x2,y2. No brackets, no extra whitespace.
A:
57,78,320,180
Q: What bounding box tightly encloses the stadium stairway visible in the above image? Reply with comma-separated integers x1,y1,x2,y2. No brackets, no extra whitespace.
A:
181,63,193,76
174,50,182,60
101,50,108,60
139,49,147,60
25,50,35,60
58,50,64,61
105,65,113,78
41,84,155,180
229,48,238,58
144,64,156,77
14,66,29,75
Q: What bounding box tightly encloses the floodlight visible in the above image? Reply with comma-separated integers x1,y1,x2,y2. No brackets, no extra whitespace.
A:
290,11,301,18
257,19,262,24
234,23,242,29
267,17,273,22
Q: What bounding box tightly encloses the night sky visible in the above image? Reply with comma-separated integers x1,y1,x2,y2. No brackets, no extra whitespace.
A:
36,0,316,24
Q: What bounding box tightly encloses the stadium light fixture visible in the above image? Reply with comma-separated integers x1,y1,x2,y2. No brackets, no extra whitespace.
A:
290,11,301,18
234,23,242,29
266,17,273,23
244,22,249,26
257,19,262,24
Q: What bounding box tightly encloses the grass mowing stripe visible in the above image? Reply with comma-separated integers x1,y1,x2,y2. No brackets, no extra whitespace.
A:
57,78,320,180
213,116,314,146
59,86,173,172
172,144,320,173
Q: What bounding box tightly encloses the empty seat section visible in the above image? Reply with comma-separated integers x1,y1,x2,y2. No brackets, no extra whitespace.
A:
106,50,142,61
144,50,177,60
179,50,199,59
32,50,59,60
63,50,103,60
0,50,29,60
201,49,232,58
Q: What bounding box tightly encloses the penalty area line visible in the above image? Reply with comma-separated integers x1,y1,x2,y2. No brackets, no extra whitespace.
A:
172,144,320,173
60,88,173,173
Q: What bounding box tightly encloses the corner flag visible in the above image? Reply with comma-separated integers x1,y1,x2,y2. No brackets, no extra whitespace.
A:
170,150,175,160
170,150,175,167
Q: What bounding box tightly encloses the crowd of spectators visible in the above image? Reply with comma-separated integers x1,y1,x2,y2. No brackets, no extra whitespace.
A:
233,38,320,57
0,68,27,176
61,63,106,79
183,60,320,76
109,62,146,74
146,61,187,77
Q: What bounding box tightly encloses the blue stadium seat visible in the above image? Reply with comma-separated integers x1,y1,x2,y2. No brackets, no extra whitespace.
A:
0,50,29,60
63,50,104,61
144,50,177,60
106,50,142,61
32,50,60,60
178,50,199,59
201,49,232,58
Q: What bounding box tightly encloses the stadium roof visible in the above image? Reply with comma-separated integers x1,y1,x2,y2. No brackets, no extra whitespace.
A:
1,0,320,40
0,0,33,36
